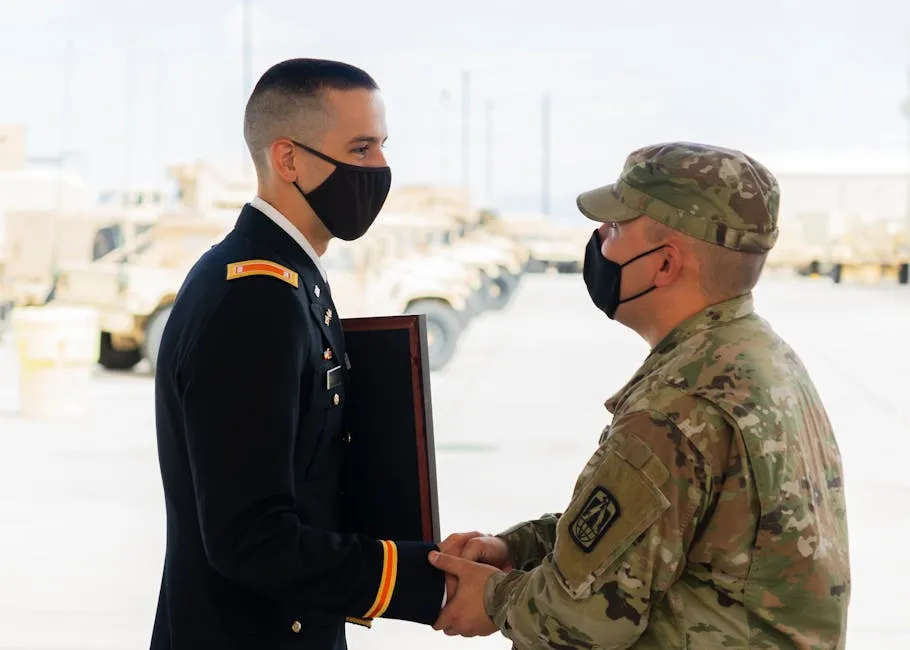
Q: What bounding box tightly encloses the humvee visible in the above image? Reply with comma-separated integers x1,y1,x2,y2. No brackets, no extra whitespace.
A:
376,211,525,311
0,207,159,305
351,217,481,370
481,211,587,274
378,184,531,307
823,220,909,285
0,207,159,340
51,213,234,371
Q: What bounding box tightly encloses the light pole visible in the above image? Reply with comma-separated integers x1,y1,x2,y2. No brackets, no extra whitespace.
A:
123,36,135,196
461,71,471,199
439,90,450,186
902,67,910,236
242,0,253,179
541,92,551,216
59,39,74,211
484,99,493,204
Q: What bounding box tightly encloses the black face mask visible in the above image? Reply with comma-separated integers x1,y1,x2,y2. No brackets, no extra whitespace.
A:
291,141,391,241
583,229,667,319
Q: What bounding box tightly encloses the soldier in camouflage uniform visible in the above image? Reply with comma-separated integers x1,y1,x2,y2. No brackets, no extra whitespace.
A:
428,142,851,649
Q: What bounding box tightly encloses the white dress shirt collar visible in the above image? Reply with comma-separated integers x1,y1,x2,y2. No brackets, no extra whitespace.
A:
250,195,327,282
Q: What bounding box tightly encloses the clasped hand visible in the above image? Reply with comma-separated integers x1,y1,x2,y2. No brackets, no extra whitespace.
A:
427,531,514,638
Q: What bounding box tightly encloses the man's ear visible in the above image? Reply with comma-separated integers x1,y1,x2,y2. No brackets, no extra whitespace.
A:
653,242,684,288
269,139,298,183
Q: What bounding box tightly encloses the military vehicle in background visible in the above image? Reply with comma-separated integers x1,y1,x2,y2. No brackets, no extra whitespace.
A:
899,231,910,285
451,218,528,310
471,211,532,272
479,210,587,274
319,229,476,371
362,217,487,321
771,216,908,285
0,206,161,340
766,212,832,276
820,220,910,285
377,185,531,309
408,213,525,311
0,207,160,306
51,213,233,372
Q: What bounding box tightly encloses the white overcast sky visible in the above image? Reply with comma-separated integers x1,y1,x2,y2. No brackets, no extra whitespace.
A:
2,0,910,216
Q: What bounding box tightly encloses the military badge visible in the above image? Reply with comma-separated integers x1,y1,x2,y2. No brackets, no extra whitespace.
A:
569,485,621,553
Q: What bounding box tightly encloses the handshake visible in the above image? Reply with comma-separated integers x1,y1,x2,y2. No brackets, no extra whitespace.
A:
425,530,515,638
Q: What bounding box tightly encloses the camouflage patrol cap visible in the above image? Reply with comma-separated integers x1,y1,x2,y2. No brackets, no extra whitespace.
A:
576,142,780,253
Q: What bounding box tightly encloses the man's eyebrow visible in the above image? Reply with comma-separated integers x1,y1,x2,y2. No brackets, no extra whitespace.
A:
347,135,388,145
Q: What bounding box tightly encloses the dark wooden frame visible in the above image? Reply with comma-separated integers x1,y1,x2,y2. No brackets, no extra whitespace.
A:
340,314,440,544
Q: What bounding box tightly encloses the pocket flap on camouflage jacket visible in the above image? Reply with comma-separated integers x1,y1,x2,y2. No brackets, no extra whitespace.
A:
553,433,671,600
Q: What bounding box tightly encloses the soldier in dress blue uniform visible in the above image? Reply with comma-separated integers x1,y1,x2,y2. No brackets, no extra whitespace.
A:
150,58,445,649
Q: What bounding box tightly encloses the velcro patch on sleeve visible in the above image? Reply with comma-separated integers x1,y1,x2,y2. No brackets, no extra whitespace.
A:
226,259,299,288
553,433,671,600
569,485,622,552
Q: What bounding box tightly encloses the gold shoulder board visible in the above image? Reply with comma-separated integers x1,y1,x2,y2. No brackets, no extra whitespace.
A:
226,259,298,288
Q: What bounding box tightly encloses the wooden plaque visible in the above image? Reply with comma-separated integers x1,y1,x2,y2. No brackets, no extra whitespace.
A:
339,314,440,544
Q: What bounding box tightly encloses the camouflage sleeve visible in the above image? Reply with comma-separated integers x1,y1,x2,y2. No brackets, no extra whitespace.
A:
482,408,722,649
496,514,561,570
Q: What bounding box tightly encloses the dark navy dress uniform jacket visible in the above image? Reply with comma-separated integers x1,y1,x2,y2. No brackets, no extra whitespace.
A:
150,205,444,649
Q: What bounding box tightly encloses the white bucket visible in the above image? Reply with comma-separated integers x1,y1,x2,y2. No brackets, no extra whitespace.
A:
10,305,100,420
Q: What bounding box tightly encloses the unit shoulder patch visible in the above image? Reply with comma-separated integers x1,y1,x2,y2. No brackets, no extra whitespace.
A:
553,431,671,599
226,259,298,288
568,485,621,553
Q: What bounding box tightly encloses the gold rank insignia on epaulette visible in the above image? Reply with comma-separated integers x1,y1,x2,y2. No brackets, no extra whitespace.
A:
226,259,298,288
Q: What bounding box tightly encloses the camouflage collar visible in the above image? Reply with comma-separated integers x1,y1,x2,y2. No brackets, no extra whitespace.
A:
604,292,755,413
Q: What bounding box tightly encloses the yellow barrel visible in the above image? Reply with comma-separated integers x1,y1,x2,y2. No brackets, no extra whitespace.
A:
11,305,100,420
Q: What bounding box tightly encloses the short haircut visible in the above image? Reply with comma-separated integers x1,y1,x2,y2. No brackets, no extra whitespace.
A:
243,58,379,172
643,218,767,300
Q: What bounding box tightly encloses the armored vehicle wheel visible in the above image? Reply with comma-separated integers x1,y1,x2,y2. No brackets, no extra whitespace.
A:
98,332,142,371
831,264,843,284
0,301,14,342
556,261,582,273
404,299,462,371
475,272,494,310
899,263,909,285
526,258,547,273
142,304,173,375
486,270,518,311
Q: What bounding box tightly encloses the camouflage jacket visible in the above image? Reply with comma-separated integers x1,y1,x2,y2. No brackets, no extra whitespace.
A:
485,293,850,649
